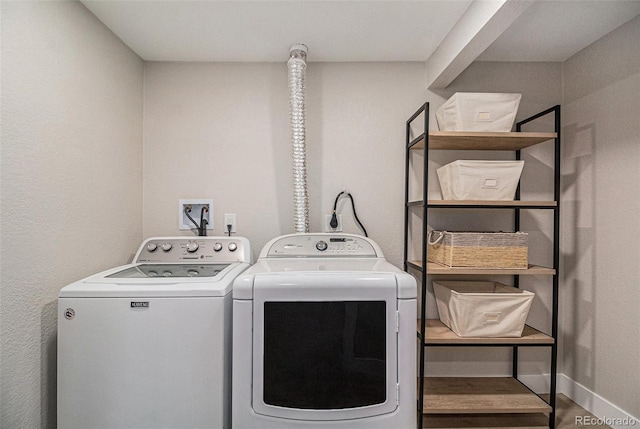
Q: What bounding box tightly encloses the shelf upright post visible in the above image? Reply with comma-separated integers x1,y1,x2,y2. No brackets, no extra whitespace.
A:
549,104,561,429
403,119,411,273
418,104,429,429
514,105,561,429
404,102,429,429
512,122,523,379
418,103,430,429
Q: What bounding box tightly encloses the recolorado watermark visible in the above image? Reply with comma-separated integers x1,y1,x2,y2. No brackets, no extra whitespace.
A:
575,415,637,426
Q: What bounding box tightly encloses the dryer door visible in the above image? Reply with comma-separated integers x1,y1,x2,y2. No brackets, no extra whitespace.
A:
252,272,398,421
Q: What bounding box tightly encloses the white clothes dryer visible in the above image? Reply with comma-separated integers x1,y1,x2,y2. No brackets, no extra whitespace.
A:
232,233,417,428
58,236,251,429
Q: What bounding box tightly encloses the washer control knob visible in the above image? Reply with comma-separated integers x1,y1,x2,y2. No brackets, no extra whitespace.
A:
213,242,223,252
316,240,328,251
228,242,238,252
146,243,158,252
186,242,199,253
161,243,173,252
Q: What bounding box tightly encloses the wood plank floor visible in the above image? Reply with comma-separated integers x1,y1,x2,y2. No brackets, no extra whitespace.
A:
553,394,610,429
423,394,611,428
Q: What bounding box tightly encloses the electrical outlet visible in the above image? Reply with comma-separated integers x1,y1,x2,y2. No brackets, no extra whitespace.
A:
224,213,237,234
324,214,342,232
179,199,213,231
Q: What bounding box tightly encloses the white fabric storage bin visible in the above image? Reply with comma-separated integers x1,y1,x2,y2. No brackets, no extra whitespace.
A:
433,281,534,338
436,92,522,132
437,160,524,200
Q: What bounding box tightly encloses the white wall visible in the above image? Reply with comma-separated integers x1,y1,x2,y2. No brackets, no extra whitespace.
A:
561,14,640,417
0,2,143,427
142,61,429,266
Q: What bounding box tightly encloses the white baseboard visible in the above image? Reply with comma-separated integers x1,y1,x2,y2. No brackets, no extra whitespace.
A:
518,373,639,428
559,374,639,428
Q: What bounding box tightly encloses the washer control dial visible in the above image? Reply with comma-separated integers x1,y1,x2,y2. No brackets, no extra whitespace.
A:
316,240,328,251
135,237,249,263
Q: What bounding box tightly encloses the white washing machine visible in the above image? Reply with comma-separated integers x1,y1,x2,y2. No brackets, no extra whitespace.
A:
58,236,251,429
232,233,417,428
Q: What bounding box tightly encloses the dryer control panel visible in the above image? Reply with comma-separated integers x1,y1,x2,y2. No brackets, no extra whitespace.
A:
264,234,380,258
134,237,250,264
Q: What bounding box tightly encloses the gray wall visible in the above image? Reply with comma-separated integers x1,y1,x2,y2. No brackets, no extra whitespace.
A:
142,61,430,266
0,2,143,427
561,14,640,417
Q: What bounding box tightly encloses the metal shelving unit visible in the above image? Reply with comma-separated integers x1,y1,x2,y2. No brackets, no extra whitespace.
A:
403,103,561,429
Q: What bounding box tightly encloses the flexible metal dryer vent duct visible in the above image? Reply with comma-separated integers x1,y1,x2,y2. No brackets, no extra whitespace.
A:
288,44,309,233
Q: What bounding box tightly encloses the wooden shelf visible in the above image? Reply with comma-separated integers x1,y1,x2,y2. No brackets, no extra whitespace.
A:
423,377,552,414
423,413,549,428
419,320,554,345
425,200,557,209
407,261,555,275
410,131,557,151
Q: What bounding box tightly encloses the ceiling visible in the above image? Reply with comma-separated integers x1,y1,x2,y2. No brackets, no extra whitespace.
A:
478,0,640,62
82,0,640,63
81,0,472,62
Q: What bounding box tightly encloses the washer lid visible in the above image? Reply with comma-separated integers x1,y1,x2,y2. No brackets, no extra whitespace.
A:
106,263,229,279
60,262,250,298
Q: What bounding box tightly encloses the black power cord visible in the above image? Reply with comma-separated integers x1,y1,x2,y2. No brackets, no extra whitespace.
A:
330,191,368,237
184,205,209,236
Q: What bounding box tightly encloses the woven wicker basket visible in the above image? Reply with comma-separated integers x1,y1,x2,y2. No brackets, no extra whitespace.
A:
428,231,528,269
